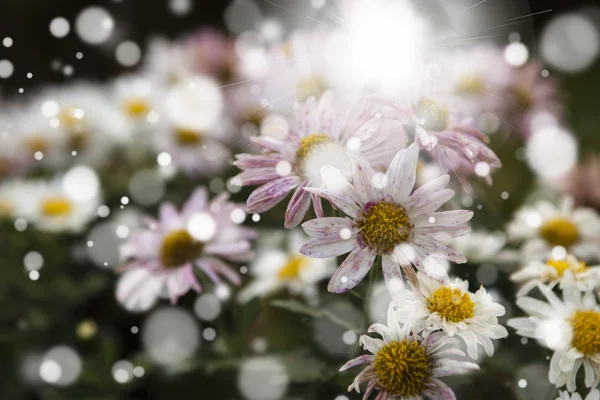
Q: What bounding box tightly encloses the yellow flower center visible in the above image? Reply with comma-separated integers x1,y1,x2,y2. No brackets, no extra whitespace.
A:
123,98,150,118
245,109,265,127
295,133,331,164
546,258,587,278
373,339,431,396
41,197,73,217
539,218,579,248
455,76,485,96
26,135,49,153
175,128,203,146
59,107,84,131
277,255,308,280
76,320,98,340
160,229,204,268
297,76,326,101
415,98,449,132
357,202,411,254
426,286,475,323
569,310,600,356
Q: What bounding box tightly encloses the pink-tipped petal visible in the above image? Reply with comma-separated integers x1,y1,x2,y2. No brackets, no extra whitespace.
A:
339,355,375,372
312,193,324,218
302,217,355,238
181,187,208,218
246,176,300,214
284,182,312,229
327,247,376,293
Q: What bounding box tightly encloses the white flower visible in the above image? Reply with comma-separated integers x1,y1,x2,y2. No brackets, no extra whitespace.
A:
507,197,600,262
110,74,163,135
0,180,37,219
450,230,507,264
20,178,99,233
340,304,479,399
300,143,472,303
511,255,600,296
509,274,600,392
558,390,600,400
395,272,508,359
237,230,335,304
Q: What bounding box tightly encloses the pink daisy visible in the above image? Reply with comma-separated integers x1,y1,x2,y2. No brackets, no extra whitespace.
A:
300,143,472,303
340,304,479,399
116,187,256,312
233,91,399,228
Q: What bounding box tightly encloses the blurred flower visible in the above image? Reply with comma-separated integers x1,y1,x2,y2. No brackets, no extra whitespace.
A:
507,197,600,262
450,230,506,264
558,390,600,400
116,187,255,312
237,230,335,304
340,304,478,399
511,255,600,296
110,74,163,136
395,272,508,359
0,179,36,220
19,177,99,233
300,143,472,302
186,29,234,82
509,274,600,392
233,91,399,228
565,154,600,208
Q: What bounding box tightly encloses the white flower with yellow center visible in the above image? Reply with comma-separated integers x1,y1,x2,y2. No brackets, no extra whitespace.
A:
559,390,600,400
509,274,600,392
21,178,99,233
507,197,600,262
511,255,600,296
395,272,508,360
237,231,335,304
0,180,36,220
300,143,472,303
340,304,479,399
111,75,162,134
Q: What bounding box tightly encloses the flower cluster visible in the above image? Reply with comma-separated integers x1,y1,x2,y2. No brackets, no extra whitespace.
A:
2,0,597,398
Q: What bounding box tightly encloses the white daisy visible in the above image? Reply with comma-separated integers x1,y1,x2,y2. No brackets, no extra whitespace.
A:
35,83,129,168
395,272,508,359
300,143,472,303
450,230,507,264
558,390,600,400
237,230,335,304
20,178,100,233
0,180,36,220
508,274,600,392
234,91,400,228
340,304,479,399
511,255,600,296
110,74,163,136
507,197,600,262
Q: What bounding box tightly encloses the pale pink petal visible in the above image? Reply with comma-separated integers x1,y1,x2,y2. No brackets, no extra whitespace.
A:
339,355,375,372
234,153,285,169
181,187,208,219
413,225,471,241
159,203,184,230
300,237,357,258
385,143,419,204
412,210,474,227
251,135,290,155
405,175,450,210
328,247,376,293
312,193,324,218
424,378,457,400
411,234,467,263
285,182,312,229
349,150,380,203
246,176,300,213
202,256,241,285
116,268,162,312
302,217,356,238
407,189,455,217
232,169,280,186
381,253,406,305
304,187,361,218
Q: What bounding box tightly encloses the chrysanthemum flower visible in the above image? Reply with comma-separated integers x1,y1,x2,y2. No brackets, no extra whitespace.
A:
507,197,600,262
450,230,506,264
116,187,255,312
300,143,472,301
340,305,479,399
237,230,335,304
511,255,600,296
395,272,508,359
233,92,398,229
20,178,99,233
558,390,600,400
508,274,600,392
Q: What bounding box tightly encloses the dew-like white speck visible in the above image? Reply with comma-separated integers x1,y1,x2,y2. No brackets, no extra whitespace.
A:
116,41,141,67
75,7,114,45
518,379,527,388
3,37,13,47
252,214,260,222
275,160,292,177
0,60,14,79
474,161,491,177
231,208,246,224
50,17,70,38
340,228,352,240
157,152,172,167
347,138,361,151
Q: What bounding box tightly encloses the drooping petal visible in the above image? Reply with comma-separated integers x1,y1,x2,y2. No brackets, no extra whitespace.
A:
411,234,467,263
284,182,312,229
327,247,376,293
246,176,300,213
302,217,356,238
305,187,362,219
339,355,375,372
381,253,405,305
